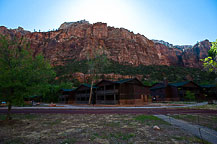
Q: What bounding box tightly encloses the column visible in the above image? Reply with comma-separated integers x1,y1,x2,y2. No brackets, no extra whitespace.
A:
114,85,116,104
104,85,106,103
96,88,98,103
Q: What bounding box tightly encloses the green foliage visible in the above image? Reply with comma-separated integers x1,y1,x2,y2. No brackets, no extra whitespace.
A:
185,91,195,101
86,47,110,104
201,39,217,73
55,59,217,85
43,82,73,103
0,35,56,107
86,47,110,80
142,80,159,86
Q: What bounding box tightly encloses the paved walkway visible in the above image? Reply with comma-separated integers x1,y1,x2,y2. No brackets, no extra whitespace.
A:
0,102,208,109
155,115,217,144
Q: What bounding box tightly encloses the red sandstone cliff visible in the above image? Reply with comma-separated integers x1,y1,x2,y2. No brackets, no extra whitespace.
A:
0,21,211,68
182,40,211,68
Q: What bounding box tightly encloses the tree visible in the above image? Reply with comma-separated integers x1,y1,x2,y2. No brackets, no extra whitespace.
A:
185,91,195,101
43,82,73,103
0,35,55,120
86,47,110,104
201,39,217,73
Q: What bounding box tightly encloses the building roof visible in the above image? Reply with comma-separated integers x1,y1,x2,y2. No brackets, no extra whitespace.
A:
168,81,190,87
200,85,216,88
96,78,145,87
81,84,97,89
60,88,75,92
114,78,134,84
150,86,166,90
150,82,167,90
74,84,97,91
150,81,199,90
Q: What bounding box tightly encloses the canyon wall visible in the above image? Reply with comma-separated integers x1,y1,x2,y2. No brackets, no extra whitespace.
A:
0,21,211,68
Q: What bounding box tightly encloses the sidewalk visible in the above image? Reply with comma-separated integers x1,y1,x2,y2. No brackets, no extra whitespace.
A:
155,114,217,144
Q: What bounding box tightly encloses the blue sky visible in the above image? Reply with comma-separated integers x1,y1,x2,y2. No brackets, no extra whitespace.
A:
0,0,217,45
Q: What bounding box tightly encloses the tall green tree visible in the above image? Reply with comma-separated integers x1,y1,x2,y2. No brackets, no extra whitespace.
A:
43,82,73,103
0,35,55,120
87,47,110,104
201,39,217,73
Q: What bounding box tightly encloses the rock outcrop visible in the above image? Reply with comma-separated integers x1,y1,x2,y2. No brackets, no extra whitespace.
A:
182,40,211,68
0,21,211,68
152,39,193,51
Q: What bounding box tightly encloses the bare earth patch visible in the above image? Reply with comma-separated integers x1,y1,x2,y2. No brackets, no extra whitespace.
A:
0,113,208,144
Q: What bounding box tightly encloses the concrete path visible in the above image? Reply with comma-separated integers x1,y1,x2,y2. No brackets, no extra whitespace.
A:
155,114,217,144
0,102,208,109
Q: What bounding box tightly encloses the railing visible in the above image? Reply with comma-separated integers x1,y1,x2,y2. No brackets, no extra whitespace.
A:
96,100,118,105
96,89,118,95
76,101,89,104
76,94,89,97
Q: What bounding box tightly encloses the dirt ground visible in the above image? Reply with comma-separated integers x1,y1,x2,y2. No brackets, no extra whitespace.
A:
0,113,209,144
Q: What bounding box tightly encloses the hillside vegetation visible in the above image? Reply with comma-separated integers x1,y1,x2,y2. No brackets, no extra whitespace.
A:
54,59,217,86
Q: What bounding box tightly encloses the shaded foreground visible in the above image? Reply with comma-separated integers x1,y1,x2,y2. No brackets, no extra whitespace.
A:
0,114,209,144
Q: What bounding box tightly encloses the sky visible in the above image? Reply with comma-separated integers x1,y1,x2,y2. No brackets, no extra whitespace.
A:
0,0,217,45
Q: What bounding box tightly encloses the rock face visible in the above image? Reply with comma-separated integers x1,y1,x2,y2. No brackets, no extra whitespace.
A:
152,39,193,51
0,21,211,68
182,40,211,68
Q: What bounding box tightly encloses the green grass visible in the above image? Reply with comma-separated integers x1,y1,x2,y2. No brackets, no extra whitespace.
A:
192,136,211,144
106,121,120,127
109,132,135,141
134,115,170,126
172,136,185,141
44,119,62,126
164,101,197,104
93,132,108,139
135,115,161,122
61,137,76,144
0,114,38,120
190,104,217,110
5,138,24,144
14,114,38,120
0,114,7,120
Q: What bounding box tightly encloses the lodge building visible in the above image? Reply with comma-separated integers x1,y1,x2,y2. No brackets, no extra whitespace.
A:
59,79,216,104
59,78,150,105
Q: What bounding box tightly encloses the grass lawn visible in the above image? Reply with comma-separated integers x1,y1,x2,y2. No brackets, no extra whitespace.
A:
0,113,209,144
189,104,217,110
171,114,217,131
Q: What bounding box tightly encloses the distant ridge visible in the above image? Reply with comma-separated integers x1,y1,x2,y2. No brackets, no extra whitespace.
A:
0,21,211,68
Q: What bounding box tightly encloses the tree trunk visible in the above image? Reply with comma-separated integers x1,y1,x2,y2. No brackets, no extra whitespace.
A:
89,80,94,105
6,102,12,120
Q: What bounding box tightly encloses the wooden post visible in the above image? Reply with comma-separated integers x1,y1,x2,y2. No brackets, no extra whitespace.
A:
104,85,106,102
96,88,97,103
88,80,94,104
182,87,184,101
114,85,116,104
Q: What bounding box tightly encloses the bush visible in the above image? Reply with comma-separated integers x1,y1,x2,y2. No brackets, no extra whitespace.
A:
185,91,196,101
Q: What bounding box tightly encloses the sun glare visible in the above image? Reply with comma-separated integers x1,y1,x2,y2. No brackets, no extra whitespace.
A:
72,0,137,29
